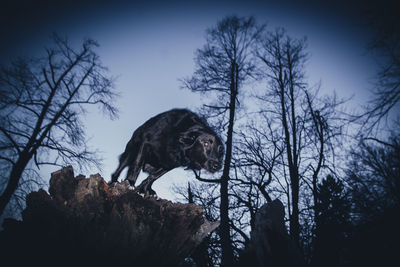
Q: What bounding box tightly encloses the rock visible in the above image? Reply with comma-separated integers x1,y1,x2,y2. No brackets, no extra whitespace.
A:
0,166,219,267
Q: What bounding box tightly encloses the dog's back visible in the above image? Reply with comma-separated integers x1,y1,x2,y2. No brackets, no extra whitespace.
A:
111,108,223,196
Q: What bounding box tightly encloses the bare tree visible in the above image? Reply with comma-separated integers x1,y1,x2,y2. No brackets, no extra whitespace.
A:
255,28,346,248
173,182,221,266
360,4,400,132
255,28,308,245
0,34,118,217
182,15,264,266
0,163,46,220
228,120,283,242
347,134,400,221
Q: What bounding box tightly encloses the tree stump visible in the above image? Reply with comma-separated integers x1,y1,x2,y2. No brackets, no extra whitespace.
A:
239,199,306,267
0,166,219,267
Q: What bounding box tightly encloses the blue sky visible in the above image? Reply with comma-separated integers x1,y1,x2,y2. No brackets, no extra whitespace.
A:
1,0,391,200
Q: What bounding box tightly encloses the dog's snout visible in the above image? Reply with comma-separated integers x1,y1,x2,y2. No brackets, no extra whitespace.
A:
209,160,222,172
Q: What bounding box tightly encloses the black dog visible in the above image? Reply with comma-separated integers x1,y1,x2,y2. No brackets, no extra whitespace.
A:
111,109,224,196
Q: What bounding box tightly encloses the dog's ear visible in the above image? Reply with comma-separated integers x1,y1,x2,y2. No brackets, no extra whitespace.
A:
179,130,201,147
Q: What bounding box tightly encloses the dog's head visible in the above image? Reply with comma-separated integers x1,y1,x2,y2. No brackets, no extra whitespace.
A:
179,129,224,173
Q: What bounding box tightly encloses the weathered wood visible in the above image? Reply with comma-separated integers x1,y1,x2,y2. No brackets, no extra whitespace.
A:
0,166,219,267
239,199,306,267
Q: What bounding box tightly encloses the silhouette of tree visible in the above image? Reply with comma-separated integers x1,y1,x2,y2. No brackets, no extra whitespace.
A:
228,121,282,248
182,15,264,266
361,4,400,132
347,134,400,222
311,175,352,267
343,132,400,266
234,121,280,205
0,34,118,217
181,19,349,265
255,28,308,245
255,28,347,247
173,182,221,266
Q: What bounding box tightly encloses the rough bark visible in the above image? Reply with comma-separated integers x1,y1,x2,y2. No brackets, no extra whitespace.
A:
0,166,219,267
238,199,305,267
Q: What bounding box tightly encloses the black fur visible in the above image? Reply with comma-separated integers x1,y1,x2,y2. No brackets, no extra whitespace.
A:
111,109,224,195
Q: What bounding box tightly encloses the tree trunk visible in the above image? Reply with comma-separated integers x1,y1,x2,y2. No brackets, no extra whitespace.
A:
288,62,300,246
220,62,238,267
279,88,300,245
0,152,31,216
290,177,300,245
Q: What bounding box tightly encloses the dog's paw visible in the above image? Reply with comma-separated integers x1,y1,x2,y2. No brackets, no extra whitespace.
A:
128,185,136,190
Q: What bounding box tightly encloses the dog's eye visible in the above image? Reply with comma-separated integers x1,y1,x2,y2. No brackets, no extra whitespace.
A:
204,141,209,147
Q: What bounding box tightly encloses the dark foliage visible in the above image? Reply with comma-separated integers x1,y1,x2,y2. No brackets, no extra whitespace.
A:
343,204,400,267
312,175,352,267
347,135,400,222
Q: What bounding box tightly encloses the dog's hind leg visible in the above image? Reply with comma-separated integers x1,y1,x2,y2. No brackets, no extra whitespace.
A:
110,152,129,183
124,141,146,186
110,137,144,184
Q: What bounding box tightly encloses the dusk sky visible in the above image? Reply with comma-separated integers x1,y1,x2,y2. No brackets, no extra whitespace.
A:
1,0,395,200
